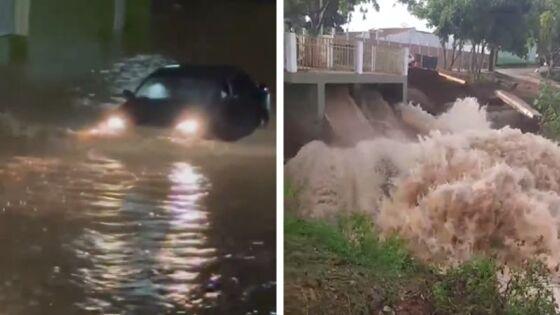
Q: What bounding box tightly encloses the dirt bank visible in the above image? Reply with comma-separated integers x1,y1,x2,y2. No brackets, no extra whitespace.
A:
408,67,540,133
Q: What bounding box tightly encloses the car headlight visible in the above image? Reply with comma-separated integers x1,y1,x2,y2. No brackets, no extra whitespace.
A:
175,119,200,135
87,115,128,136
106,116,126,132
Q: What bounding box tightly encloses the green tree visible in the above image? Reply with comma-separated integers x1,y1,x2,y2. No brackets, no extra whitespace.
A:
536,0,560,73
285,0,379,35
399,0,533,75
407,0,468,70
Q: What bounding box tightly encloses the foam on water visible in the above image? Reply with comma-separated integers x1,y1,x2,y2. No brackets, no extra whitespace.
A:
287,97,560,268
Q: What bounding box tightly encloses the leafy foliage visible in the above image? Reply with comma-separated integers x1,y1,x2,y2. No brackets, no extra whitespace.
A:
285,0,379,35
433,259,557,315
536,0,560,71
284,214,425,314
285,214,559,314
432,259,501,314
534,83,560,138
399,0,533,74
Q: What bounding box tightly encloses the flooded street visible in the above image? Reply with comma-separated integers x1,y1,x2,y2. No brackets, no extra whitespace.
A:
0,125,275,314
0,1,276,313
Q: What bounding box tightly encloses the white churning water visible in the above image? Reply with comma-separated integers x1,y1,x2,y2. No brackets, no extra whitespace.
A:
287,97,560,269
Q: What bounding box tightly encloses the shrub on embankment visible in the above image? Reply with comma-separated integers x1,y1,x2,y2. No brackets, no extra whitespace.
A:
285,213,559,315
535,82,560,139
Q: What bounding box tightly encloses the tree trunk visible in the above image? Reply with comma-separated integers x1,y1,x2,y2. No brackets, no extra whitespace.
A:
441,41,448,69
448,39,456,70
478,43,490,78
478,42,486,75
470,44,477,73
488,46,497,72
450,40,463,70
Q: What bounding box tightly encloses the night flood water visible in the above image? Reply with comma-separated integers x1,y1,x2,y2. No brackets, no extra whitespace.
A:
0,1,276,313
0,132,275,314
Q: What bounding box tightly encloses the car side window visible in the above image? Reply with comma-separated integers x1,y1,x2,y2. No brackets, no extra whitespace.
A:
174,78,221,101
135,77,171,100
230,74,254,97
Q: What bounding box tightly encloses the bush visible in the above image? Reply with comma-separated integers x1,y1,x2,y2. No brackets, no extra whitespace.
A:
534,82,560,138
285,214,559,315
285,214,416,277
432,258,557,315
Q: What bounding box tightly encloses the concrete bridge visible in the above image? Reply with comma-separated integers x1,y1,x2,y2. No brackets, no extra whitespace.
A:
284,33,409,155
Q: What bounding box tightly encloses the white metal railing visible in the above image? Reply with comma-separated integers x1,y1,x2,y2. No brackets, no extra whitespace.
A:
294,35,356,71
364,43,408,75
285,33,408,76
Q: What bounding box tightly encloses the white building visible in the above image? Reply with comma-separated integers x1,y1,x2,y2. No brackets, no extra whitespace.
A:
347,27,443,48
347,27,537,64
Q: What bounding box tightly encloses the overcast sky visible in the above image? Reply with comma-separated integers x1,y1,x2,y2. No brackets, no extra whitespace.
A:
346,0,433,32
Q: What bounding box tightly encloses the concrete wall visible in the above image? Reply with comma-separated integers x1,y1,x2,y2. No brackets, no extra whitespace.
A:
25,0,118,81
285,83,323,158
0,0,152,82
0,0,15,36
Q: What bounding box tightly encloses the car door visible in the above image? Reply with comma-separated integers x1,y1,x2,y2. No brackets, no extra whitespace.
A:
230,73,269,126
133,75,178,126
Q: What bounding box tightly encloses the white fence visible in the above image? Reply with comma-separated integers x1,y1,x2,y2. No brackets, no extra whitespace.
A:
376,39,490,71
285,33,408,76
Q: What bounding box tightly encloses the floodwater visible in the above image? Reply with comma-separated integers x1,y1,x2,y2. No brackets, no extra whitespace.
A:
0,55,276,315
0,1,276,312
287,95,560,269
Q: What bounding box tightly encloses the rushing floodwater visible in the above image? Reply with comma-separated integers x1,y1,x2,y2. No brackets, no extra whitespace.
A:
0,132,276,314
0,48,276,314
0,54,276,314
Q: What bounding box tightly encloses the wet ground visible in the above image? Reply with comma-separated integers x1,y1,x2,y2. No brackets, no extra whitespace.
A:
0,55,276,315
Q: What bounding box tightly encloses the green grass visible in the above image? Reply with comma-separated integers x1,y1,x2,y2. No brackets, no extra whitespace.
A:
432,258,557,315
285,214,431,314
285,214,417,277
285,214,559,315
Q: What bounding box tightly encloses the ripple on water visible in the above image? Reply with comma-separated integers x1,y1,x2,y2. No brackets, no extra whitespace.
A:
0,156,224,313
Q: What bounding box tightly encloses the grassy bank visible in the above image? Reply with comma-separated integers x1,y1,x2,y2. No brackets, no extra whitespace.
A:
284,214,558,315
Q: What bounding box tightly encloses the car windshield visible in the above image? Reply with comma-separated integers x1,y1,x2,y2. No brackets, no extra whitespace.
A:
135,76,226,102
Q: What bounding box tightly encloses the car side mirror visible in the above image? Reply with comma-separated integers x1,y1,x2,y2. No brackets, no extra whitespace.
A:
258,83,269,94
123,89,135,100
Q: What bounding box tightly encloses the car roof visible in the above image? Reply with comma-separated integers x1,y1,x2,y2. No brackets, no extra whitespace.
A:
148,64,248,81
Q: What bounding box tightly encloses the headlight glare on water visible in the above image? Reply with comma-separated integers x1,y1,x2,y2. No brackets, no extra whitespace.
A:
175,119,199,135
106,116,126,132
85,114,128,137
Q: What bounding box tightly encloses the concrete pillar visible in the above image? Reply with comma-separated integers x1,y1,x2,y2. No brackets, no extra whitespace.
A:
113,0,126,32
13,0,30,36
326,37,334,69
285,32,297,73
354,40,363,74
402,80,408,104
0,0,15,36
317,83,325,122
403,47,409,76
371,45,377,72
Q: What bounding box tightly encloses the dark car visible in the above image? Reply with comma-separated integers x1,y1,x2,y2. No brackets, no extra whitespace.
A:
111,64,270,141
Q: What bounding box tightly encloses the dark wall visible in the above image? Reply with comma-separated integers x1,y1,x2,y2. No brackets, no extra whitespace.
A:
151,0,276,87
4,0,276,88
26,0,116,81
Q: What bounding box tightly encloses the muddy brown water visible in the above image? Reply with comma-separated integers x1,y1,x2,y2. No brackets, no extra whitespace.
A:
0,129,276,315
0,1,277,311
0,53,276,314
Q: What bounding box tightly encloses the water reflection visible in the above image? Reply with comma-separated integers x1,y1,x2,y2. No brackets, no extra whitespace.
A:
0,1,275,313
70,159,218,313
0,154,275,314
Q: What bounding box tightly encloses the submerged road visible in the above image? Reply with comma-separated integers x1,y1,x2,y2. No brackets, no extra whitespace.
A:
0,55,276,315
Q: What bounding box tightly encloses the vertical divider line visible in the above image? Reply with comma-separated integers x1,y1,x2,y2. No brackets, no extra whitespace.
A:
276,0,285,313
